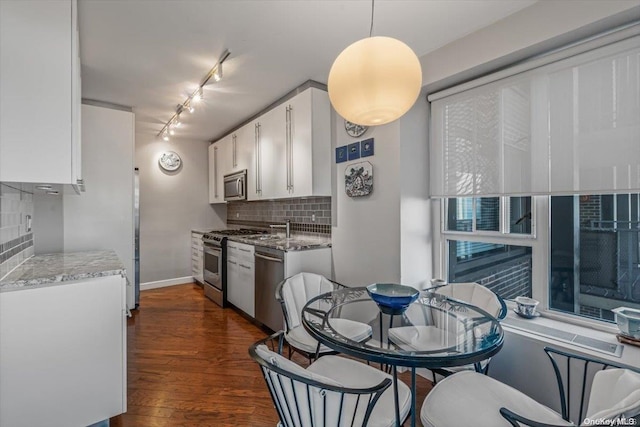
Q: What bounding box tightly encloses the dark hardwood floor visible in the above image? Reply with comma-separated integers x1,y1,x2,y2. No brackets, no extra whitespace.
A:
110,283,432,427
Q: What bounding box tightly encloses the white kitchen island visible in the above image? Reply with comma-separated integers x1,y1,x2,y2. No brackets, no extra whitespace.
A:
0,250,127,427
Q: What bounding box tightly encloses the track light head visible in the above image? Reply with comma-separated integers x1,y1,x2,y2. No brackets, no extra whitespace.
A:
213,64,223,82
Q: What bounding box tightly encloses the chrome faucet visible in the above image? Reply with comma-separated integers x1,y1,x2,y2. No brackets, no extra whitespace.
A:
270,219,291,239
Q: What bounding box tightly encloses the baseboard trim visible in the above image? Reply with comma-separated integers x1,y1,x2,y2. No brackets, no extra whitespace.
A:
141,276,194,291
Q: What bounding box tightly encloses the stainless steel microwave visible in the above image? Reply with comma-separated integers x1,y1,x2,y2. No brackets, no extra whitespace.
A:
224,170,247,201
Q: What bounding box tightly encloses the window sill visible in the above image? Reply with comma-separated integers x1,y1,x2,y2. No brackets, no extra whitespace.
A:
501,306,640,368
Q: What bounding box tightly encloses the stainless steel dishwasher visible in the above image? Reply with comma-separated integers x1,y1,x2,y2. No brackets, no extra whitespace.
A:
254,246,285,332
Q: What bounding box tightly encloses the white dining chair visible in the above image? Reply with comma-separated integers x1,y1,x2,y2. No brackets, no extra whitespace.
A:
420,346,640,427
430,282,507,321
391,281,506,381
276,272,373,362
250,332,411,427
433,282,506,376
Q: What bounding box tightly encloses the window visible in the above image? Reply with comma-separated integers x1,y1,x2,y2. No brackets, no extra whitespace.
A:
509,196,532,235
444,196,534,301
448,240,532,300
441,193,640,324
550,193,640,322
431,31,640,325
446,197,533,236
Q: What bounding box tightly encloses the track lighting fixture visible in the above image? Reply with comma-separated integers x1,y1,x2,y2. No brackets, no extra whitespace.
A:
157,49,230,140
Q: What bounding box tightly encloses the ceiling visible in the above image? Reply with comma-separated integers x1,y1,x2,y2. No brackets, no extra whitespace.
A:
79,0,535,142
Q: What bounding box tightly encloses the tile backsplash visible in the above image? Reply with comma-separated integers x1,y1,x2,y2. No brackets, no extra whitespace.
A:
0,183,35,279
227,196,331,235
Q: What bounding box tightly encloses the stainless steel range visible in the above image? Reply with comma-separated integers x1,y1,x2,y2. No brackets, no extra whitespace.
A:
202,229,266,307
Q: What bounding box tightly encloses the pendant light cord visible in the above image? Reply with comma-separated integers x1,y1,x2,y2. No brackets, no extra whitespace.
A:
369,0,375,37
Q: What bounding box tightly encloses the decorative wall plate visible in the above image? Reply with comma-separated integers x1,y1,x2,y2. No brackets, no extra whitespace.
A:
158,151,182,171
345,161,373,197
344,120,368,138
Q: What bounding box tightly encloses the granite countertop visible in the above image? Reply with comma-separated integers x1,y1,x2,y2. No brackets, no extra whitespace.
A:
227,235,332,252
0,250,126,292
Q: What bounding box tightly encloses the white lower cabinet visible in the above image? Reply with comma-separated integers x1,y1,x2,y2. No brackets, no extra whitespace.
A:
0,275,127,427
226,242,255,316
191,231,204,284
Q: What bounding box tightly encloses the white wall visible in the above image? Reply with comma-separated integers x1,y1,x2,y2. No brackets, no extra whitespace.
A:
331,117,401,286
421,1,640,91
64,105,135,306
399,96,431,287
135,133,226,284
331,96,431,287
32,193,64,255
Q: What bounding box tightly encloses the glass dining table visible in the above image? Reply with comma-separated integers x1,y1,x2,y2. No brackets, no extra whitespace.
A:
301,286,504,427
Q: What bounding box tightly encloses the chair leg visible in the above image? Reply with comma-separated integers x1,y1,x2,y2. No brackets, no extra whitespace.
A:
288,346,292,359
314,343,321,361
432,370,438,385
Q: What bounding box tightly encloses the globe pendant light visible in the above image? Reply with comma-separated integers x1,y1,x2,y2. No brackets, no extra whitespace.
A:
328,0,422,126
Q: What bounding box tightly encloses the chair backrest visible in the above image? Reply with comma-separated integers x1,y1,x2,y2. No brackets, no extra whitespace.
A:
249,332,390,427
544,347,640,424
276,272,342,331
433,282,507,320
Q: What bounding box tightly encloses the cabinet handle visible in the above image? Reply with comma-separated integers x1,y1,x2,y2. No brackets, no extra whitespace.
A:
287,105,294,193
286,106,290,191
239,264,252,270
228,260,237,265
239,248,251,253
255,123,260,194
232,134,237,168
214,146,219,198
255,253,284,263
258,124,262,193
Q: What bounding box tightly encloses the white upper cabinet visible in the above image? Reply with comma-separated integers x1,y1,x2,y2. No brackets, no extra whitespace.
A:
245,119,260,199
209,88,332,203
253,105,287,200
212,86,331,202
228,124,253,174
286,88,331,198
0,0,82,185
208,136,230,203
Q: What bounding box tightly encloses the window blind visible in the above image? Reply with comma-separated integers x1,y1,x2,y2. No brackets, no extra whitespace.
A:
429,33,640,197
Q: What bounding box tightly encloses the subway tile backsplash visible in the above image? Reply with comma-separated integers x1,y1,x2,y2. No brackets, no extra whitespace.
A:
227,196,331,236
0,183,35,279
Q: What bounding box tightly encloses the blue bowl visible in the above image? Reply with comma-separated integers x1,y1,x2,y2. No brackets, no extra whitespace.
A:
366,283,419,315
